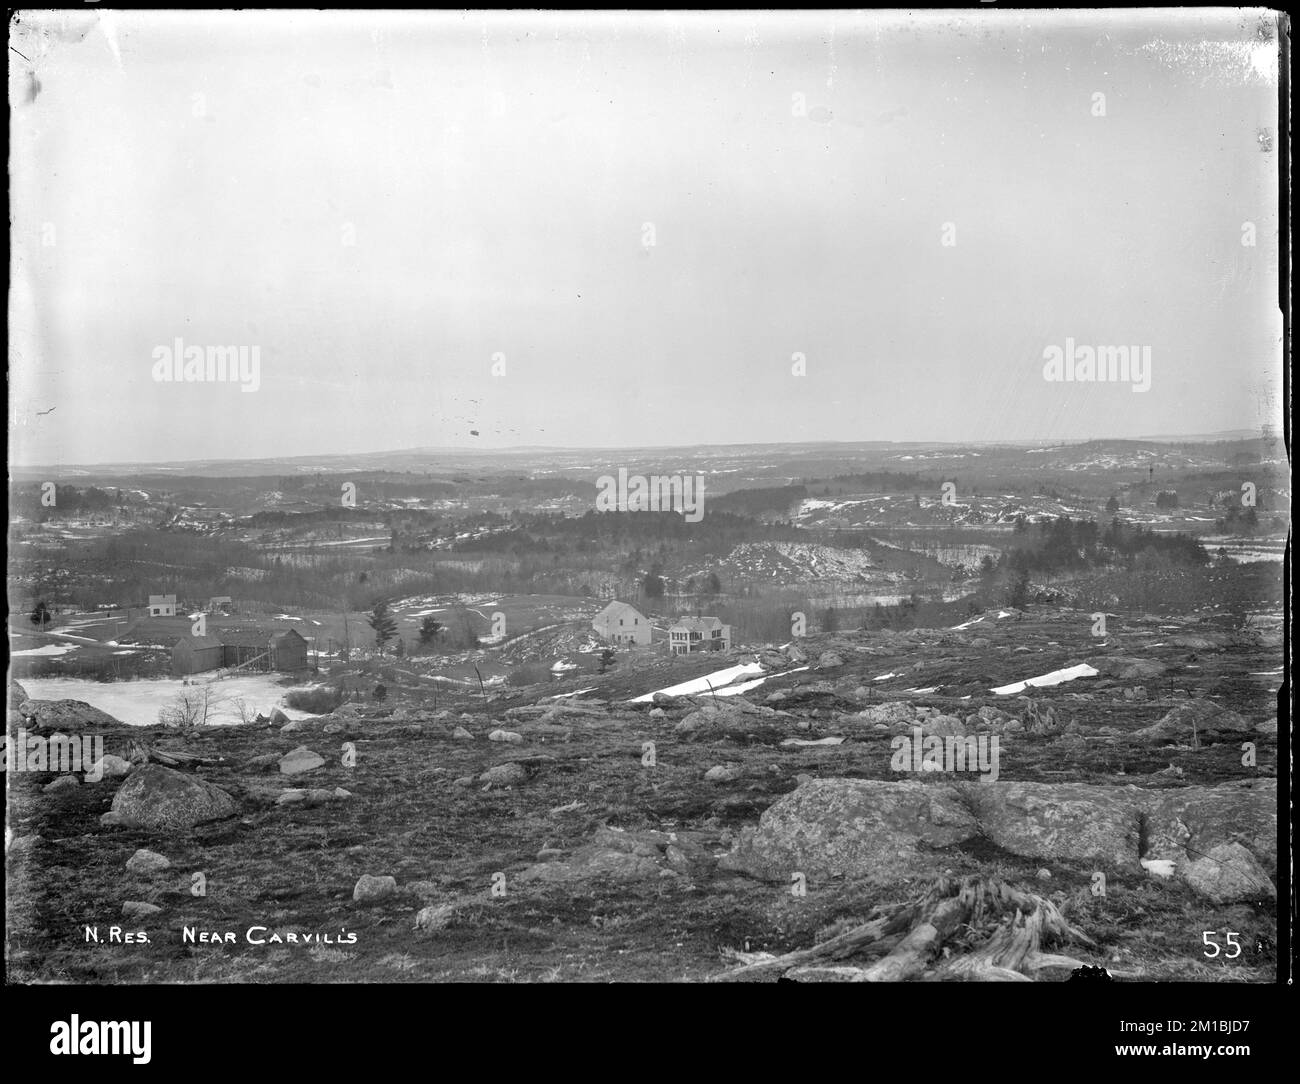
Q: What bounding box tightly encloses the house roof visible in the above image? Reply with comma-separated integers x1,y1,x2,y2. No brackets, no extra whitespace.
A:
595,600,645,621
669,616,726,632
270,629,307,646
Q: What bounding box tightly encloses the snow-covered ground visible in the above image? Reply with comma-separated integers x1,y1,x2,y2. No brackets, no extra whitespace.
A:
629,662,766,703
16,674,317,727
711,665,810,697
991,663,1099,697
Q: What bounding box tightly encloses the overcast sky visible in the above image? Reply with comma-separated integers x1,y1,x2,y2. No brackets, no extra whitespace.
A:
9,9,1283,466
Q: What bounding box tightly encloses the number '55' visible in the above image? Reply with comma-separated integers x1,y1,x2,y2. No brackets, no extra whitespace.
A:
1202,931,1241,959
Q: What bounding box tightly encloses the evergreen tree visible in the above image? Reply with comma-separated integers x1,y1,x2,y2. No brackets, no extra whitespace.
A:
367,600,398,652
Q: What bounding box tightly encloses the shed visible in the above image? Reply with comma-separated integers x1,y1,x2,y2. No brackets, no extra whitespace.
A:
172,634,225,676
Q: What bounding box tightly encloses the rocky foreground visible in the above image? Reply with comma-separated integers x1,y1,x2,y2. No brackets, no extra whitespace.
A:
5,609,1282,982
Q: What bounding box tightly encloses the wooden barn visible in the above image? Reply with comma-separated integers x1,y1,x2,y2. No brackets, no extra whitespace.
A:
169,627,311,677
171,634,225,676
268,629,309,671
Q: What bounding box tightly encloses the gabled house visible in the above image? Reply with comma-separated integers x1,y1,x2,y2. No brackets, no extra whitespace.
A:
148,593,177,617
592,600,651,646
668,615,731,655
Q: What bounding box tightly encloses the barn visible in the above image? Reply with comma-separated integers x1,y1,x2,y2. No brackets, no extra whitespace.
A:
169,627,312,677
171,634,225,676
268,629,309,672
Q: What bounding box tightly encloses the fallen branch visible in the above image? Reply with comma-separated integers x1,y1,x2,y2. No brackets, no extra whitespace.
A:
713,876,1096,983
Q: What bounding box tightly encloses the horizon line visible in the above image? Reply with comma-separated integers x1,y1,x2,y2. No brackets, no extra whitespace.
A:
8,428,1280,474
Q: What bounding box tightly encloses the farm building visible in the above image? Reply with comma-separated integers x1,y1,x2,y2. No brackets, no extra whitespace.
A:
592,600,651,646
169,627,311,677
268,629,309,671
148,593,177,617
668,616,731,655
171,634,225,676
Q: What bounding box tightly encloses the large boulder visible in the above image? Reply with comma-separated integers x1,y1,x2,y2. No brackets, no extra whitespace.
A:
17,699,123,730
718,778,978,883
719,777,1276,888
1133,699,1253,744
110,765,237,831
1141,779,1277,874
959,781,1140,865
1176,843,1275,904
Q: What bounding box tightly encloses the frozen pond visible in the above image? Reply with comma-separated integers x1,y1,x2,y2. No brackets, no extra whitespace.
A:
15,674,317,728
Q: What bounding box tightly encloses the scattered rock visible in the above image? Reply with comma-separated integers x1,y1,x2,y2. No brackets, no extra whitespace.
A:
921,715,966,737
85,754,133,782
704,764,743,783
353,874,397,903
43,774,80,793
488,729,523,744
126,849,172,875
279,746,326,775
404,880,441,901
415,903,460,930
122,901,162,919
479,762,528,787
269,707,290,725
817,651,845,669
452,726,474,740
853,702,916,728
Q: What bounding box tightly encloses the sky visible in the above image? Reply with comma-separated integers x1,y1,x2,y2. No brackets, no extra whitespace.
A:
8,9,1284,466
